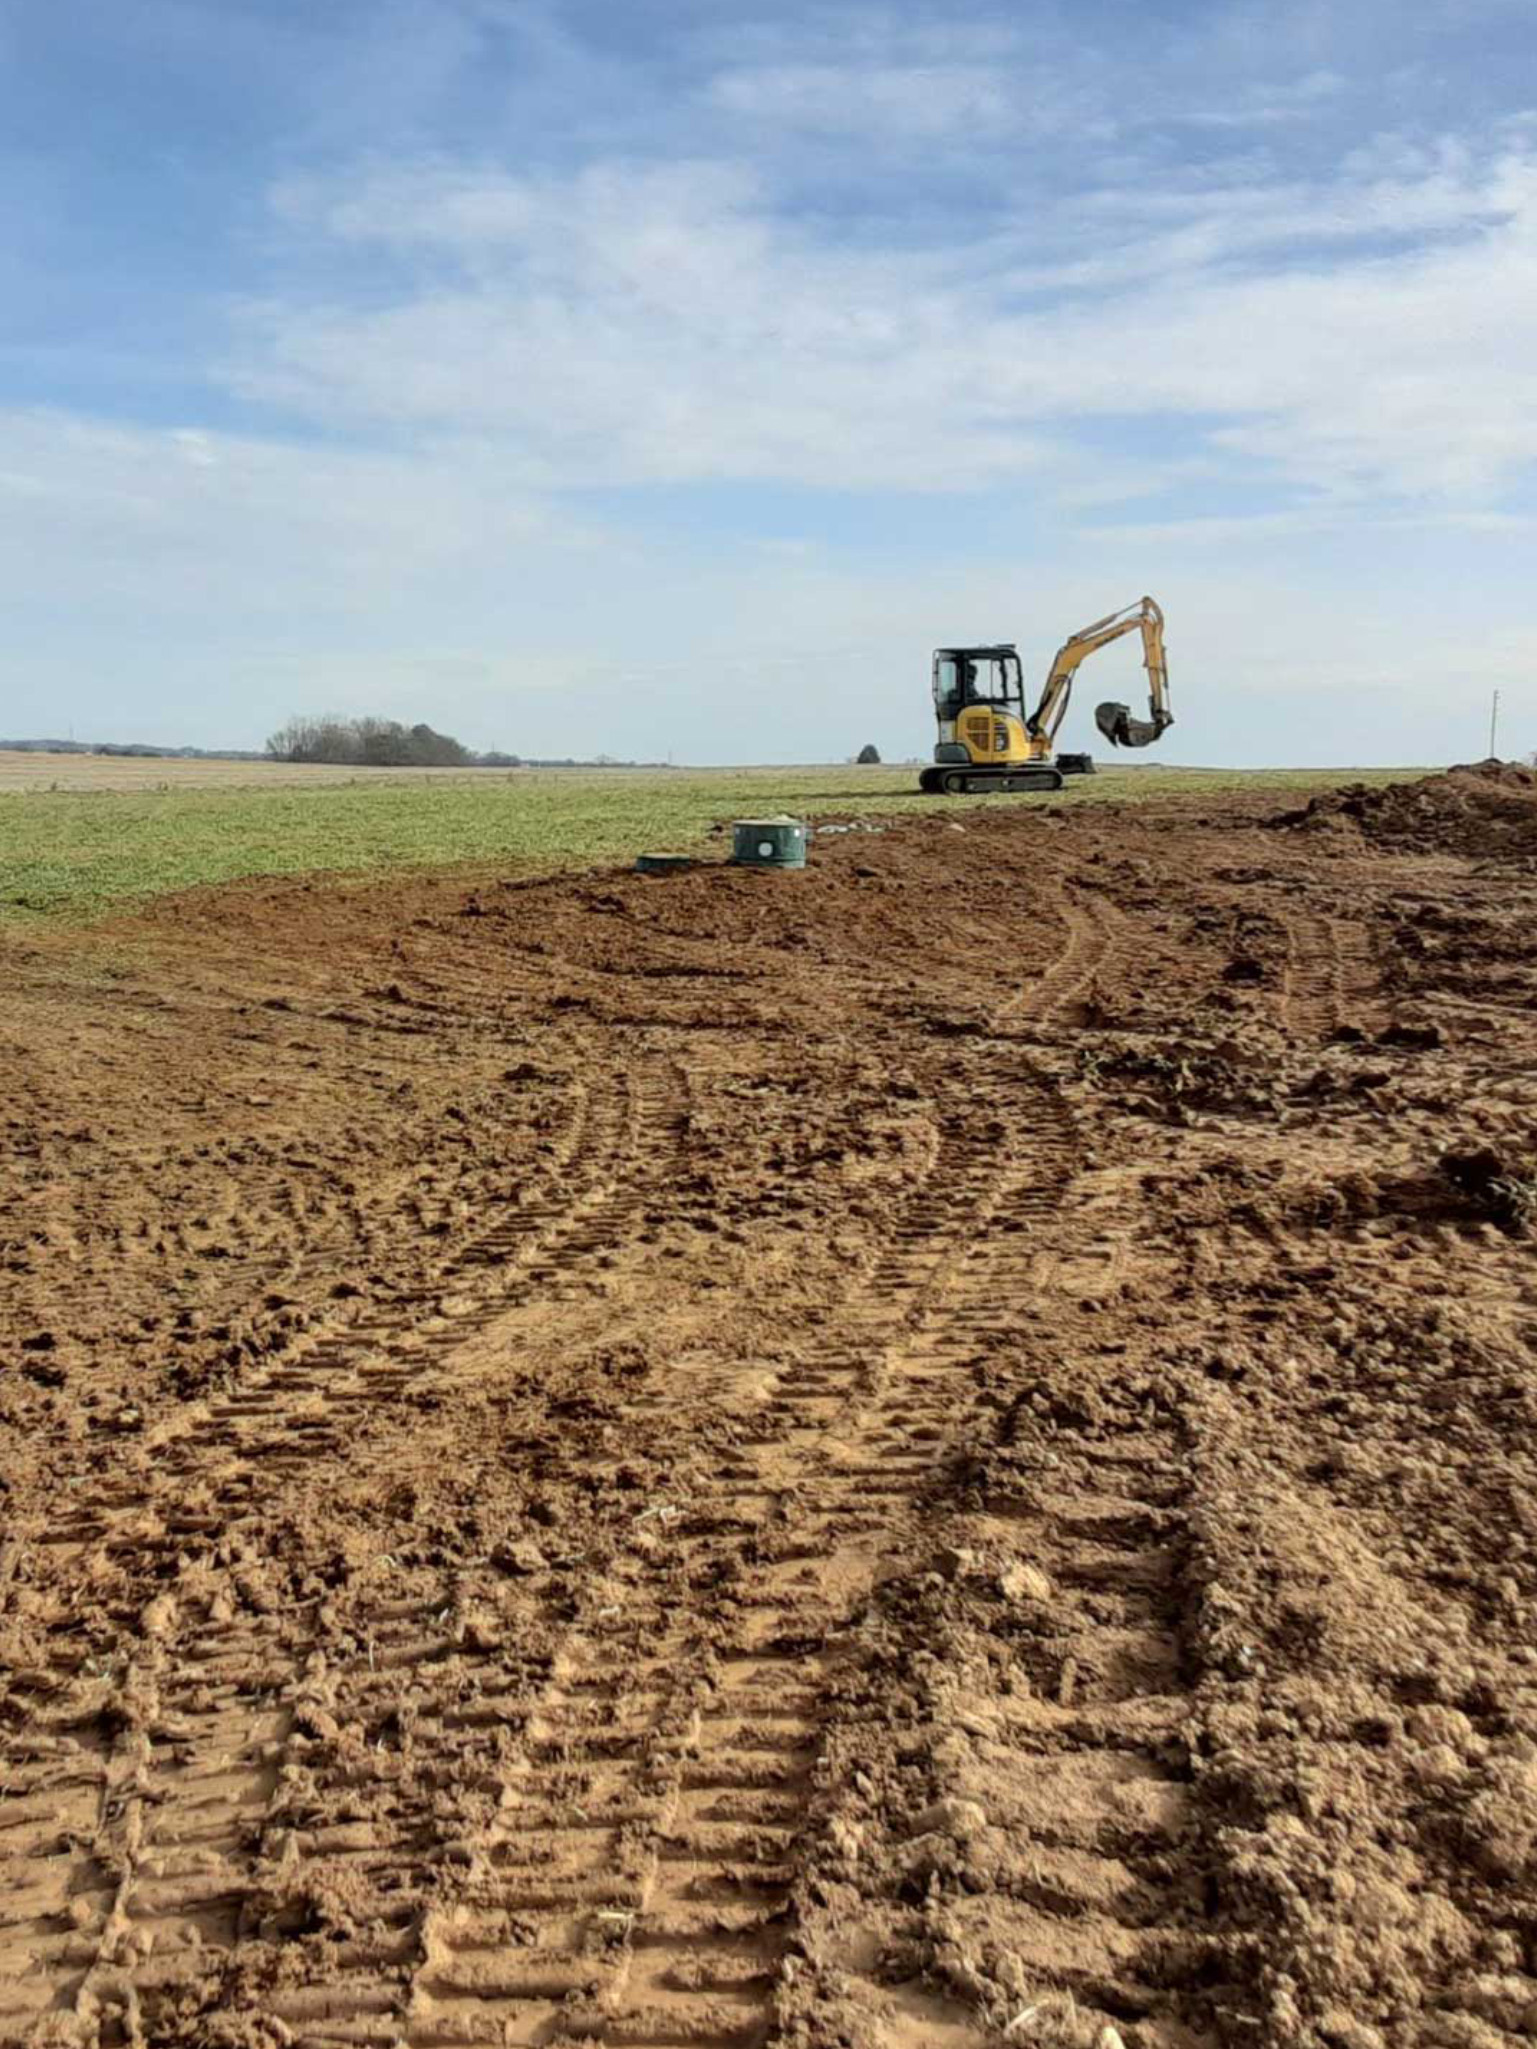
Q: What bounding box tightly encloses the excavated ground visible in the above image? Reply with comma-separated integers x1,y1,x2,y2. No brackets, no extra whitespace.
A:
3,767,1537,2049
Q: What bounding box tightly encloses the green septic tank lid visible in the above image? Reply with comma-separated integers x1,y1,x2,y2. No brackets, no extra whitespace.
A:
635,853,695,875
731,815,809,868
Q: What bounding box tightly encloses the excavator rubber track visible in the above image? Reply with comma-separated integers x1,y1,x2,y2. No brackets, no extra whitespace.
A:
931,765,1064,795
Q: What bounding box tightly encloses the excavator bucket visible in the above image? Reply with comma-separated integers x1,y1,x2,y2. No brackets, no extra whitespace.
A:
1096,701,1156,748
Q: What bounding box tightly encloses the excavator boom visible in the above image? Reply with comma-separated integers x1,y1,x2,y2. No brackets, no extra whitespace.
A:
1029,596,1172,751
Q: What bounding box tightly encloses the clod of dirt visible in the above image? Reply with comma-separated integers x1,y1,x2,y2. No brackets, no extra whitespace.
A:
908,1796,988,1839
89,1403,145,1433
1408,1705,1478,1751
491,1537,548,1575
1378,1022,1443,1051
1439,1146,1537,1235
141,1593,178,1638
1460,1754,1537,1878
1078,1034,1281,1119
998,1561,1054,1605
192,2017,296,2048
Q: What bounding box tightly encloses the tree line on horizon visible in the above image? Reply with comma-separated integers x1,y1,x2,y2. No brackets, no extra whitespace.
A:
264,715,512,768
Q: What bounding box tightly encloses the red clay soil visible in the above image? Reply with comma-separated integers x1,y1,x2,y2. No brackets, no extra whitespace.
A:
2,765,1536,2049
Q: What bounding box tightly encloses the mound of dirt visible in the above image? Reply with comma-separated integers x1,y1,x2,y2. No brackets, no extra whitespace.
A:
1277,760,1537,859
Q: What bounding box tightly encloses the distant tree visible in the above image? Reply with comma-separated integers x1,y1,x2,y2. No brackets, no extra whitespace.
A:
266,715,472,767
265,715,349,763
407,721,472,767
856,743,881,764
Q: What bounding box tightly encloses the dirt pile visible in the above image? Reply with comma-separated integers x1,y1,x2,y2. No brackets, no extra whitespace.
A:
1278,759,1537,859
3,785,1536,2046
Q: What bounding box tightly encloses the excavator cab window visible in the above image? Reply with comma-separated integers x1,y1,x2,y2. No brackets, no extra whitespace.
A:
933,649,1023,719
933,656,963,719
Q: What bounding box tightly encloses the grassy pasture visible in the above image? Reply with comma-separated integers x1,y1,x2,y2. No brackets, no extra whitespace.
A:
0,756,1425,922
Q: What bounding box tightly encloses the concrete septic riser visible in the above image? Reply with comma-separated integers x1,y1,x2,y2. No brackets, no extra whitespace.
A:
731,816,809,868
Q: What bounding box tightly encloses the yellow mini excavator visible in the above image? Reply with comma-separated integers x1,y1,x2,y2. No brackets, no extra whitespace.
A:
918,595,1173,794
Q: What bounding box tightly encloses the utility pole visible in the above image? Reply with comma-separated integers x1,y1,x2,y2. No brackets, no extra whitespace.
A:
1489,689,1500,760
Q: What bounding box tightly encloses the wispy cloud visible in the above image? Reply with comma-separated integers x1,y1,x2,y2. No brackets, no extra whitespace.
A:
237,133,1537,504
0,407,567,614
702,55,1101,144
1173,68,1345,128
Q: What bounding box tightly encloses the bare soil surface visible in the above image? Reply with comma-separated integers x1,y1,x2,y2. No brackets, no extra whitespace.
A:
3,765,1536,2049
0,753,504,792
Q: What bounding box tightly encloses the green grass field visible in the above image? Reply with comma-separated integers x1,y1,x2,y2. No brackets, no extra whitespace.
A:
0,762,1427,923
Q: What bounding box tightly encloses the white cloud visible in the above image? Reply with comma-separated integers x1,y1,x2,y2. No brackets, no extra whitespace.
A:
242,160,1061,490
235,137,1537,505
701,40,1340,146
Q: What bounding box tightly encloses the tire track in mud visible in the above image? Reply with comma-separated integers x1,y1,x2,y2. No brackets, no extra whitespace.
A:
2,975,569,1376
1,891,1107,2042
383,1062,1083,2049
971,1385,1218,2039
209,1056,589,1308
1279,908,1386,1043
176,903,1102,2046
376,887,1104,2049
41,1060,663,1531
1017,887,1122,1031
0,1057,693,2041
946,906,1249,2036
768,889,1226,2043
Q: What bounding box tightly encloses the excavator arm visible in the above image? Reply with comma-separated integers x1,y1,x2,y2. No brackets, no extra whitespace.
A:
1024,596,1173,751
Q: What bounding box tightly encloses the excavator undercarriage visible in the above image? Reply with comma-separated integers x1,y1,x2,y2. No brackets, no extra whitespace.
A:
918,763,1064,794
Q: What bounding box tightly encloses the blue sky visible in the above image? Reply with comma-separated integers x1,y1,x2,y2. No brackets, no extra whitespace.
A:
2,0,1535,764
